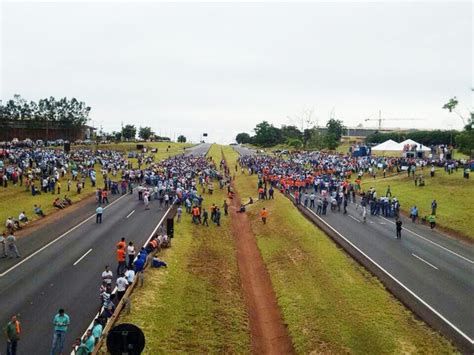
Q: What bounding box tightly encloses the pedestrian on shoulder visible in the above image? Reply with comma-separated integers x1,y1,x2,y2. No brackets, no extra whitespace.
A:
50,308,70,355
5,314,21,355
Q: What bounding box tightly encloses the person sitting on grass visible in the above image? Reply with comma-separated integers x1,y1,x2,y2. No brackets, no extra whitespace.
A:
18,211,29,224
34,204,45,217
152,256,167,268
237,204,246,213
5,217,21,231
53,198,65,209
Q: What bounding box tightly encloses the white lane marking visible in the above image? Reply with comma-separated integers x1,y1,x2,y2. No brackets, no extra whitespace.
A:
297,199,473,345
73,249,93,266
73,206,173,354
126,210,135,219
380,216,474,264
348,215,361,223
0,192,131,277
412,253,439,270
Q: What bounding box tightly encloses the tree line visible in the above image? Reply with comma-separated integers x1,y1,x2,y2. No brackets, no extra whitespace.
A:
0,94,90,126
235,118,345,150
100,124,186,143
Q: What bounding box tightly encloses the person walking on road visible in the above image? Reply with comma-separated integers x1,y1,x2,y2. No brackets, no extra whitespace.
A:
396,218,402,239
50,308,70,355
6,232,21,258
5,314,21,355
260,207,268,224
96,206,104,224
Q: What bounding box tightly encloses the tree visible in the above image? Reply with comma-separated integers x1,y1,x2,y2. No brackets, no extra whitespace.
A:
287,138,303,149
253,121,282,147
325,132,338,150
280,125,302,142
455,114,474,157
307,128,326,150
138,126,153,140
122,124,137,140
326,118,345,142
177,135,187,143
112,131,122,142
235,132,251,144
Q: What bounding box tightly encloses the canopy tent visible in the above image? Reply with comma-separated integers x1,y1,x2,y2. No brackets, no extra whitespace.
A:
372,139,401,151
399,139,430,152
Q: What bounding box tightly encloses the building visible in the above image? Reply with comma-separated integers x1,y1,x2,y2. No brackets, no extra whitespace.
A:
0,120,94,141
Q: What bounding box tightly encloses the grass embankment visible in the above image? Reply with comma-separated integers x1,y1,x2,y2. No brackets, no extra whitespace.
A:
117,144,251,353
359,169,474,240
223,146,456,354
0,142,191,230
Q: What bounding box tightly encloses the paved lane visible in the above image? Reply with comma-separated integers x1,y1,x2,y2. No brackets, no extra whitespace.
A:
0,143,210,353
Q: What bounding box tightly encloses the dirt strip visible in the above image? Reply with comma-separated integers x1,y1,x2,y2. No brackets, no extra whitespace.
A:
229,187,295,354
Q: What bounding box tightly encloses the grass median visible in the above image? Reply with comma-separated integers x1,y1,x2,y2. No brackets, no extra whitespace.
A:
223,146,456,354
115,144,251,353
359,169,474,240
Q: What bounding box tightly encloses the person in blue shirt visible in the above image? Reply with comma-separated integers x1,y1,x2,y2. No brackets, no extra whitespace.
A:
91,318,103,345
51,308,70,355
410,205,418,222
96,206,103,224
84,329,95,353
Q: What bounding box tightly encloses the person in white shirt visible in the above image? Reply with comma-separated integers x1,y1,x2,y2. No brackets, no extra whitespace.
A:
124,268,135,283
101,266,113,286
116,274,129,301
18,211,29,223
127,241,135,269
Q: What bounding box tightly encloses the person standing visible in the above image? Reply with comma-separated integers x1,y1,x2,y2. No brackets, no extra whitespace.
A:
431,200,437,215
6,232,21,258
202,208,209,227
0,232,7,258
215,208,221,227
223,200,229,216
5,314,21,355
127,241,135,269
176,206,182,223
116,273,129,302
396,218,402,239
50,308,70,355
96,206,104,224
260,207,268,224
116,245,126,276
101,266,113,287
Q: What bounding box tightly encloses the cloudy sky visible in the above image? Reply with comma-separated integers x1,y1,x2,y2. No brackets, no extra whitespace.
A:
1,1,472,143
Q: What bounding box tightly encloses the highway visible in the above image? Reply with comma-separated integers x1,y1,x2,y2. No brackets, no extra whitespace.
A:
232,145,474,349
0,143,210,354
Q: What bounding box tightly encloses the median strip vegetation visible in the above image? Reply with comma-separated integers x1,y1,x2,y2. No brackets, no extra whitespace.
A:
115,144,251,353
223,146,456,354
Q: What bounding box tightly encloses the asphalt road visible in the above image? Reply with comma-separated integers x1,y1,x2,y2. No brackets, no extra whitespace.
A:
0,143,210,354
232,145,474,345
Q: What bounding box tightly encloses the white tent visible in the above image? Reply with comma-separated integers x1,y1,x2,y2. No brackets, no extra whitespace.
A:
399,139,430,152
372,139,401,151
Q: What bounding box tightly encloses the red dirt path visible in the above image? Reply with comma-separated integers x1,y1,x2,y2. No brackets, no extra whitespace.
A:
229,189,295,355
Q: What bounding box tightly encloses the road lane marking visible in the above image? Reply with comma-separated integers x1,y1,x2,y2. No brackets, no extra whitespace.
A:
296,199,473,345
126,210,135,219
380,216,474,264
73,249,93,266
0,191,131,277
412,253,439,270
348,215,361,223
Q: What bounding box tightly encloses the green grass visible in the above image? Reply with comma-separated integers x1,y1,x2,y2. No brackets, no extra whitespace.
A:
223,146,456,354
359,169,474,239
117,144,251,353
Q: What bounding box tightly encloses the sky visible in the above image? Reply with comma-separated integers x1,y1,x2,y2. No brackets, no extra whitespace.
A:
0,1,472,143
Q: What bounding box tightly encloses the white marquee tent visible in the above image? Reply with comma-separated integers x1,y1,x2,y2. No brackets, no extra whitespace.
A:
399,139,430,152
372,139,401,151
